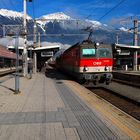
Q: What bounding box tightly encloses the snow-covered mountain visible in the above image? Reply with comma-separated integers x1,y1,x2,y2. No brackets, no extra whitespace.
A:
36,12,72,27
0,9,106,32
0,9,34,39
40,12,71,21
0,9,32,20
37,12,103,29
0,9,136,45
119,27,130,32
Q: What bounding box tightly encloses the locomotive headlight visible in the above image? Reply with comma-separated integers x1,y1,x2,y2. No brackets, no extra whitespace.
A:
83,65,89,71
104,66,109,71
96,42,100,46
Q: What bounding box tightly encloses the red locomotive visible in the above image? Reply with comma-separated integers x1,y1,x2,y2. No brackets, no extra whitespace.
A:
55,40,113,86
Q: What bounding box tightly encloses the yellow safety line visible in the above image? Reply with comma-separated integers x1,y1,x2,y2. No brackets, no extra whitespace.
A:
64,80,140,140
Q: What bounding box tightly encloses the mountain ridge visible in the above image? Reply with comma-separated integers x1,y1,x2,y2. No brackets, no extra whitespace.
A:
0,9,32,20
0,9,136,46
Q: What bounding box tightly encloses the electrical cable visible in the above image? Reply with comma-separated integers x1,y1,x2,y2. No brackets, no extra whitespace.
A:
98,0,127,21
85,0,106,19
83,0,128,42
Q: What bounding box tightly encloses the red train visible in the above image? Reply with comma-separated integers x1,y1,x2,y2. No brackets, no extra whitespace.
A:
55,40,113,86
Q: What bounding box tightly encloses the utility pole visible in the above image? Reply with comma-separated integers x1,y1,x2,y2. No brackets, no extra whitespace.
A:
133,19,138,71
33,19,37,73
3,25,5,37
6,26,22,94
38,32,40,47
23,0,28,77
15,33,20,94
116,34,119,44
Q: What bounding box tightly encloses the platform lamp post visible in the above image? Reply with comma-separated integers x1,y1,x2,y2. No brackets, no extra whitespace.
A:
28,45,33,79
133,19,138,71
7,27,27,94
14,33,20,94
23,0,27,77
23,0,32,77
7,31,20,94
33,19,37,73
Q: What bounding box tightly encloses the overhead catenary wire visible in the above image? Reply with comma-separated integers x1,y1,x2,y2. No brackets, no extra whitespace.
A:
84,0,128,40
85,0,105,19
98,0,127,21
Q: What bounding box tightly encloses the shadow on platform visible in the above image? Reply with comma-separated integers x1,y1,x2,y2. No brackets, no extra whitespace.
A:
0,85,15,93
44,66,72,81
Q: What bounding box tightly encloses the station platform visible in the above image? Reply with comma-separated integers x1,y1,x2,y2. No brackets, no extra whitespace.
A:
0,67,22,76
113,70,140,87
0,67,140,140
0,67,16,73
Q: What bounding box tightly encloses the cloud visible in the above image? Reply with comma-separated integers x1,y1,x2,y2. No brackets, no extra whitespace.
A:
119,27,129,32
0,37,31,47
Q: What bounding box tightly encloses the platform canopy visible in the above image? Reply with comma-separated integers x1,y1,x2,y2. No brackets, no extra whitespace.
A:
34,45,60,51
115,43,140,49
7,45,61,51
8,45,24,50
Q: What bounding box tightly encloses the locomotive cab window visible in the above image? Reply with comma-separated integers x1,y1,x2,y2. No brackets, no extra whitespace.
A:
82,48,96,57
98,48,112,58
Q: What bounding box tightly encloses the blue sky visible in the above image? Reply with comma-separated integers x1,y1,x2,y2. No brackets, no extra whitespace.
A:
0,0,140,25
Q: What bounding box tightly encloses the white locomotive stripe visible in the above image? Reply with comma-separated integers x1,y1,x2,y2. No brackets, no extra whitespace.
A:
79,66,112,73
63,65,112,73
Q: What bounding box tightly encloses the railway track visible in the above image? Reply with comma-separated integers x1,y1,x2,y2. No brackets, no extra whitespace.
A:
0,68,23,84
0,67,22,77
89,86,140,121
0,74,15,84
0,69,16,77
113,78,140,88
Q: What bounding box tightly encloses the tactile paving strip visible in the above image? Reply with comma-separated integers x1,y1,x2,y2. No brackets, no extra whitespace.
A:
55,81,118,140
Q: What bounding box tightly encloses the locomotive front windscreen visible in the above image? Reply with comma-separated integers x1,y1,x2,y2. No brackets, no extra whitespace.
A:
82,48,96,57
98,48,112,58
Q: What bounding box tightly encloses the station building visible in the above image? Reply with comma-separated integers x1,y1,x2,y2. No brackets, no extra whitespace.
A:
7,44,60,72
113,43,140,70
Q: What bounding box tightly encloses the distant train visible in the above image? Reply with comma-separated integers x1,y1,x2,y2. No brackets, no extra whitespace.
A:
52,40,113,86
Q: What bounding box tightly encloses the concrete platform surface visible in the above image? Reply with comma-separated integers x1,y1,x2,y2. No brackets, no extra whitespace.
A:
0,71,139,140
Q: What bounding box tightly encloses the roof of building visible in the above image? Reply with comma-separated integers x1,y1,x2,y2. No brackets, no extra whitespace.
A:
0,45,17,59
7,45,60,51
34,45,60,51
116,44,140,49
